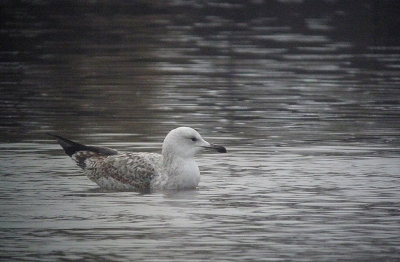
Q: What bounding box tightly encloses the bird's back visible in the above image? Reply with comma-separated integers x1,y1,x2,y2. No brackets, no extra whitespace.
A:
82,152,163,192
50,134,163,192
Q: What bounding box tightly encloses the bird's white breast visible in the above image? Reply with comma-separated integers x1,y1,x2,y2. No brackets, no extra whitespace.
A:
163,159,200,190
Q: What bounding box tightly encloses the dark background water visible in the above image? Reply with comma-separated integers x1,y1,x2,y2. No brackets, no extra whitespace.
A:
1,0,400,261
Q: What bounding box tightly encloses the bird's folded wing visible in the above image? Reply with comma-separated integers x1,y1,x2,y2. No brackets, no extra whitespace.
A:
86,152,161,191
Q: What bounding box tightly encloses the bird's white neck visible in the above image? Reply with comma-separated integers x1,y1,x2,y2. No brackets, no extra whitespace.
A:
162,155,200,190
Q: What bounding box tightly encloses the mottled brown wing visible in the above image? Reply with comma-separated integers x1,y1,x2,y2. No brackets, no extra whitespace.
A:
97,153,160,192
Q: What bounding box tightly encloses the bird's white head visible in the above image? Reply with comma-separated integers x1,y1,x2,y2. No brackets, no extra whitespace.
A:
162,127,226,160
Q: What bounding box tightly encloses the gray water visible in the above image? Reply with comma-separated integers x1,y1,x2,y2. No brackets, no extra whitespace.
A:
1,1,400,261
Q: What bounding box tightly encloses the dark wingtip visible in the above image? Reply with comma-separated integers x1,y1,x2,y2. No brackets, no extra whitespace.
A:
47,133,62,140
47,133,84,157
48,133,118,157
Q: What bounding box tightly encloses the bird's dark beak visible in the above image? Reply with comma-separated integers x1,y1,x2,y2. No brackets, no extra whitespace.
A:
203,144,227,153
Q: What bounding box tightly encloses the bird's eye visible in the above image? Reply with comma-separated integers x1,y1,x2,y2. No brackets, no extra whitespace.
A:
191,137,197,142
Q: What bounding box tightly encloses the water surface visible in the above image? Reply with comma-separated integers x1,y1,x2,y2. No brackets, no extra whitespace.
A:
1,1,400,261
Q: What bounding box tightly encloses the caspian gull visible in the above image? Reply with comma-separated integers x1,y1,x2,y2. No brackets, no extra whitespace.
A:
49,127,226,192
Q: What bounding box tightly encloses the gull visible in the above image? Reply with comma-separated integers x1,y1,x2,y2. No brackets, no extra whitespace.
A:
49,127,226,192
